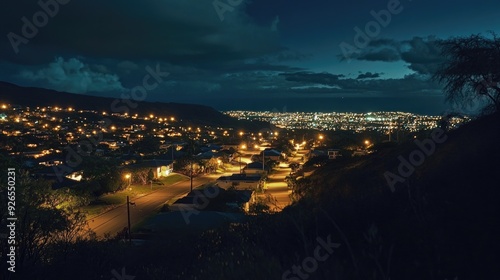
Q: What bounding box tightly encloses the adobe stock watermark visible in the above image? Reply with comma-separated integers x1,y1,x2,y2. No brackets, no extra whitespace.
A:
213,0,243,21
53,64,169,181
339,0,405,61
6,168,17,273
384,126,448,192
7,0,71,54
282,235,341,280
110,267,135,280
180,185,220,224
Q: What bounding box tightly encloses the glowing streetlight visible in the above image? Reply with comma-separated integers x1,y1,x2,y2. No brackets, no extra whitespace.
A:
241,144,247,150
124,173,131,189
364,140,370,146
319,135,324,140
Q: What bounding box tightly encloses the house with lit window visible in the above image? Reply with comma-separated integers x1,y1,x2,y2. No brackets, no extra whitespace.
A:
126,159,173,178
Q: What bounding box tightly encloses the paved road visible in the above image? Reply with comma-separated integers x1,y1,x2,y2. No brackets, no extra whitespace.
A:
86,149,308,237
87,172,229,238
265,165,292,211
263,149,308,211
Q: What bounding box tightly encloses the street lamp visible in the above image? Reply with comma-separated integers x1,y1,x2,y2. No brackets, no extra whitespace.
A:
171,144,178,172
124,173,131,189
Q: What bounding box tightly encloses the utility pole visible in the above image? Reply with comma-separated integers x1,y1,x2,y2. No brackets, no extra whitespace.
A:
262,150,265,172
171,144,174,172
126,196,131,245
190,159,193,192
189,141,194,192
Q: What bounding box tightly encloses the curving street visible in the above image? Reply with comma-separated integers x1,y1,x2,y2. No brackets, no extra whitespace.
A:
87,172,227,238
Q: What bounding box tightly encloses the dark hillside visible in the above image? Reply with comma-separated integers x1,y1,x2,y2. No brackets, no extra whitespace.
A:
279,111,500,279
0,81,268,129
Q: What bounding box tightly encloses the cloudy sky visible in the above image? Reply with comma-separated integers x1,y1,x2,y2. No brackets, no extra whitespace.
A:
1,0,499,114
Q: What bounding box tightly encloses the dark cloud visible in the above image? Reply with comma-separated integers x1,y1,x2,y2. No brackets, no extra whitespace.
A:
356,72,382,79
277,71,442,97
400,37,444,75
347,36,445,75
0,0,281,65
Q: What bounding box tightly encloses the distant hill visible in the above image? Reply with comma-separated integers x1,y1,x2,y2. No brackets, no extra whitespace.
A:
0,81,267,129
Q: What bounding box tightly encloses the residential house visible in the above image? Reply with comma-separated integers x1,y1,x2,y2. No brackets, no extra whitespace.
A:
262,148,282,162
242,161,269,175
216,173,264,190
170,186,256,213
307,149,327,160
126,159,173,178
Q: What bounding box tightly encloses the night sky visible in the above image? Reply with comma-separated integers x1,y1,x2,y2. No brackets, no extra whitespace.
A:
1,0,499,114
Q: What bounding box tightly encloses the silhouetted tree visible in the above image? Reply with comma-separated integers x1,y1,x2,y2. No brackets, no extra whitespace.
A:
0,165,90,275
132,136,160,155
80,156,122,193
289,162,300,172
434,33,500,112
